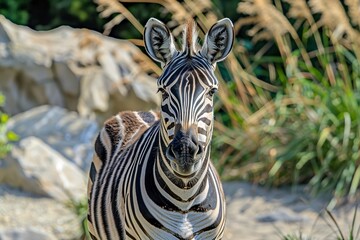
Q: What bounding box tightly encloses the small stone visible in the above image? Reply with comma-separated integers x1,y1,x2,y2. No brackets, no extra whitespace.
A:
0,228,56,240
255,208,306,223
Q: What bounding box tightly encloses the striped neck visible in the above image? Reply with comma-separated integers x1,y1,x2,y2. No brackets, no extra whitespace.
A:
155,126,210,200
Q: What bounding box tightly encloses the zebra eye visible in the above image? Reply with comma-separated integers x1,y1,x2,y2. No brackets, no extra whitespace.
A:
207,88,218,98
157,88,169,99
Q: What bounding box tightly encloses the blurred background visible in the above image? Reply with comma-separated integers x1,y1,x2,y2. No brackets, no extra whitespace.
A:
0,0,360,239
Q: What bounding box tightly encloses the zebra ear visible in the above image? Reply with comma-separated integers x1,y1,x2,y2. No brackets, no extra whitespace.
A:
201,18,234,64
144,18,177,67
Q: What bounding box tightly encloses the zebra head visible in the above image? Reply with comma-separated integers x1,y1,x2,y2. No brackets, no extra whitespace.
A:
144,18,234,179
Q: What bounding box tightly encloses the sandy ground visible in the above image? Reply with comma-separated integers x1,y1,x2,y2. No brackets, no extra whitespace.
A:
0,183,359,240
0,185,82,239
223,182,359,240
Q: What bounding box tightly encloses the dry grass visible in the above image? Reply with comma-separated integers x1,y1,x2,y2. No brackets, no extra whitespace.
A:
310,0,355,42
285,0,312,24
236,0,312,67
95,0,277,115
345,0,360,27
94,0,360,200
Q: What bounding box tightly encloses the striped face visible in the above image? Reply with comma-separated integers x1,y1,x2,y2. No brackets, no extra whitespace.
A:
158,55,217,145
144,18,234,177
158,55,217,176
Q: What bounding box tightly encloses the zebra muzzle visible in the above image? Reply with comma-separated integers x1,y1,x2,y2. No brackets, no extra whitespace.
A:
166,128,204,177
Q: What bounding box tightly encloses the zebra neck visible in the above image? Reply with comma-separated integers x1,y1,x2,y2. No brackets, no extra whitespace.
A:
154,137,210,203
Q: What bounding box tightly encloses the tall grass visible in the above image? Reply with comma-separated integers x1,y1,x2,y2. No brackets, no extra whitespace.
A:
95,0,360,200
281,206,360,240
213,0,360,201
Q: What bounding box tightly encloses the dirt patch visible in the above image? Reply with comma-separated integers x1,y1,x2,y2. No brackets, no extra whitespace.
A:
223,182,359,240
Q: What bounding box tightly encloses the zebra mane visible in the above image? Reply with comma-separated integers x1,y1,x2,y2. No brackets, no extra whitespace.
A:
183,19,198,55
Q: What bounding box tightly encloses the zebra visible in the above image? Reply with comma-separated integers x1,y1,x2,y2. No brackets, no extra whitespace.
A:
87,17,234,240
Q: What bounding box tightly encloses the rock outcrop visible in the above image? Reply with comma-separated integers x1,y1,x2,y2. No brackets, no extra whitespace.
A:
1,136,86,202
6,105,98,171
0,15,160,122
0,106,96,202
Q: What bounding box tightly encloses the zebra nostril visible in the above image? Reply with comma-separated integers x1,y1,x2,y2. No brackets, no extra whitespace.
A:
196,145,204,156
166,144,176,161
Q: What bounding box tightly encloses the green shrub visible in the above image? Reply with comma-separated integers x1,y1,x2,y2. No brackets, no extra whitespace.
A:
0,0,29,25
211,0,360,200
67,198,90,239
0,0,163,41
0,94,18,158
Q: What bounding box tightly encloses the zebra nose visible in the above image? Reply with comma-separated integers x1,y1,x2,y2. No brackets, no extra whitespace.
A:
168,140,199,161
166,128,204,176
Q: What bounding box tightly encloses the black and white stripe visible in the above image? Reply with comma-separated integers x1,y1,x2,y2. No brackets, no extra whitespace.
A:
87,18,234,240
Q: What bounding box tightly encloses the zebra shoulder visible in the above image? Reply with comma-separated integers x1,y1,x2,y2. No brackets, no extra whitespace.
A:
88,110,159,190
115,110,160,148
97,110,159,157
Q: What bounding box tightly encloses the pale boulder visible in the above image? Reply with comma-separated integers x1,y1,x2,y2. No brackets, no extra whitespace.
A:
6,105,99,171
1,136,86,202
0,15,160,122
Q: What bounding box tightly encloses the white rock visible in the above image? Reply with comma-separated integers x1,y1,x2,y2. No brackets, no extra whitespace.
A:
2,136,86,202
0,15,160,121
6,105,98,171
